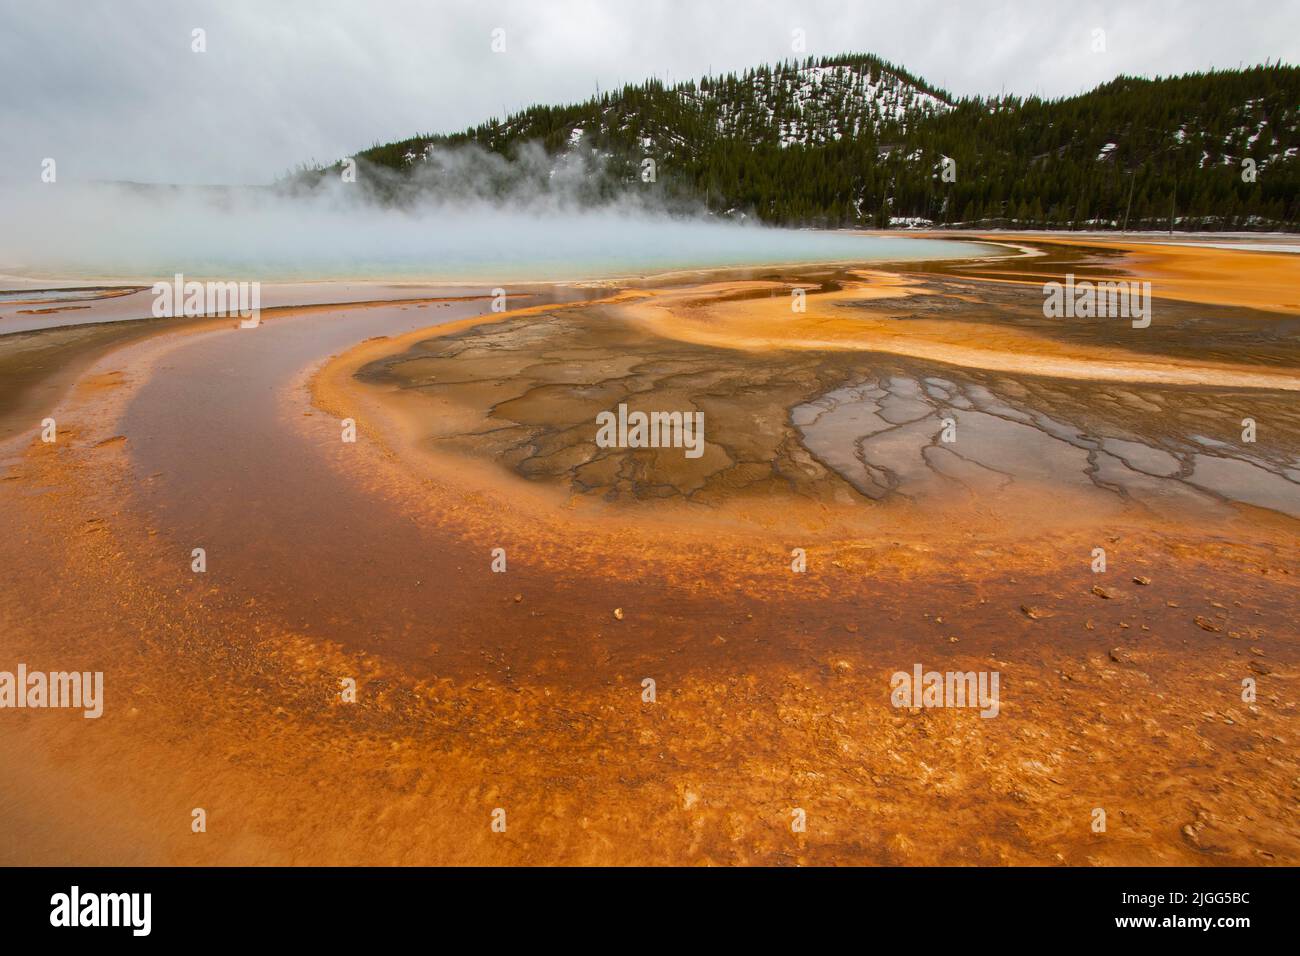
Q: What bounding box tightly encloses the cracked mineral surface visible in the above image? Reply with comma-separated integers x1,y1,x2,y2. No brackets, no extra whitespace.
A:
2,236,1297,866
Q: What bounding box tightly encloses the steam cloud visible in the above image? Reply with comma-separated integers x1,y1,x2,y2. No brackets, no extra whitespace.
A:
0,145,979,282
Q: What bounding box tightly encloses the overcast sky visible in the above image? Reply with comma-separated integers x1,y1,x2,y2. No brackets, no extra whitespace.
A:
1,0,1295,185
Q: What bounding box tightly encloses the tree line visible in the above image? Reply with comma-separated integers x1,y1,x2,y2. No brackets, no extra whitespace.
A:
295,54,1299,230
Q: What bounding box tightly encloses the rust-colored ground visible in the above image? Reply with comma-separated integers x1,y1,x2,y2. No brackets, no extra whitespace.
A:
1,238,1296,865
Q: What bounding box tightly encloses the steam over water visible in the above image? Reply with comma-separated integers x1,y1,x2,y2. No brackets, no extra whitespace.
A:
0,181,994,282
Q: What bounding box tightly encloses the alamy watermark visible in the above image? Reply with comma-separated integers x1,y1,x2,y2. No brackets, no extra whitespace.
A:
1,664,103,718
890,663,1000,718
50,886,150,936
1043,274,1151,329
152,273,261,328
595,403,705,459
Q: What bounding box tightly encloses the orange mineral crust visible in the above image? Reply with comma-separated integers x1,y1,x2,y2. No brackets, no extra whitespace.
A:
0,240,1297,865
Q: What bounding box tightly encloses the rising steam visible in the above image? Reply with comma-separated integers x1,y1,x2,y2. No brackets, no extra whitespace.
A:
0,144,986,282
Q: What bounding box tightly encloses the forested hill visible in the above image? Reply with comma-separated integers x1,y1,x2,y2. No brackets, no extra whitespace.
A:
302,54,1299,230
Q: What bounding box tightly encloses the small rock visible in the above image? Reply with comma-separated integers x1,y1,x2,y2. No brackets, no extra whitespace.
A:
1133,576,1151,586
1091,585,1114,599
613,607,624,621
1193,616,1222,633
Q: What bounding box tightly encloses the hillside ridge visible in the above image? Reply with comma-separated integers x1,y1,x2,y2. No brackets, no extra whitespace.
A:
297,53,1299,230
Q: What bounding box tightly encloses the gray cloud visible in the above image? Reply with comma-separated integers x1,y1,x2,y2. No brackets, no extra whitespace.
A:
1,0,1296,185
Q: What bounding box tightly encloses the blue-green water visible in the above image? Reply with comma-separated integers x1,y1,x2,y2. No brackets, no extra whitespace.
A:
2,184,997,282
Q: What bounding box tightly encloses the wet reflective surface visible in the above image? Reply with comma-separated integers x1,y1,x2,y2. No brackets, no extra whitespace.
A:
1,238,1297,866
363,265,1300,523
796,372,1300,518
